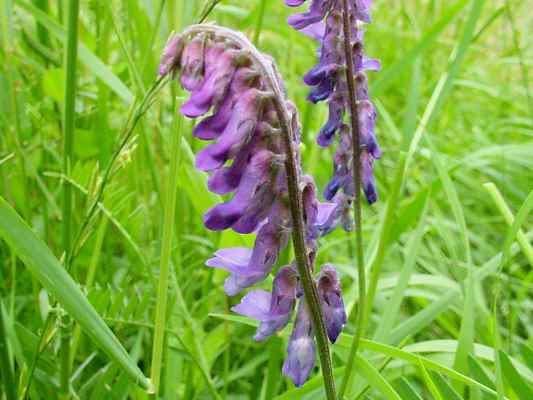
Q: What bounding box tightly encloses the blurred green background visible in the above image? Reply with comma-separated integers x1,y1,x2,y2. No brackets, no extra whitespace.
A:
0,0,532,399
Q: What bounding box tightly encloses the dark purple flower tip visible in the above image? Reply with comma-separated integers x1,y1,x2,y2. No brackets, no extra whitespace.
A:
361,151,378,204
317,120,338,147
303,63,338,86
323,175,340,201
158,34,184,77
358,100,380,159
180,37,206,92
282,300,316,387
307,78,334,103
317,264,346,343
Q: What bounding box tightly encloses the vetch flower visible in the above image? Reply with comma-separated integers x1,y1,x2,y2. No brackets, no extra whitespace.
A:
232,266,298,341
160,25,347,388
285,0,381,212
282,299,316,387
317,264,346,343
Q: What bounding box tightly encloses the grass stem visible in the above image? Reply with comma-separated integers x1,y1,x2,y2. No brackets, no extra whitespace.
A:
150,111,183,395
60,0,79,397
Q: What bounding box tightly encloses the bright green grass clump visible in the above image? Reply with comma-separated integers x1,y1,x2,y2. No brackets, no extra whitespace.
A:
0,1,532,399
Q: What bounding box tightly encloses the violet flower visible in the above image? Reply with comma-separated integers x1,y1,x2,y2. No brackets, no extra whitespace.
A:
159,26,346,388
282,300,316,387
285,0,381,219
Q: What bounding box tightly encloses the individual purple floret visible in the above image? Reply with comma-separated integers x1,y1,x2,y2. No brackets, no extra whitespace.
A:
317,264,346,343
282,299,316,387
232,266,298,341
285,0,381,216
159,27,346,388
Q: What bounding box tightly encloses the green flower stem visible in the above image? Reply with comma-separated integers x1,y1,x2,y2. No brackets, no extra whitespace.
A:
338,0,366,397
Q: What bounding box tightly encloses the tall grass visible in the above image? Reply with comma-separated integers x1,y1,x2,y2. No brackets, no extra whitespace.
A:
0,0,531,399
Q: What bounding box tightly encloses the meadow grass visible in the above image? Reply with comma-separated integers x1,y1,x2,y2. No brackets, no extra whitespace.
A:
0,0,532,399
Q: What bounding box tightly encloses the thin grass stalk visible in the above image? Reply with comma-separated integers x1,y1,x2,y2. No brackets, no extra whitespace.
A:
182,25,337,399
59,0,79,397
253,0,267,45
150,111,183,395
70,77,165,263
0,301,17,400
338,0,366,397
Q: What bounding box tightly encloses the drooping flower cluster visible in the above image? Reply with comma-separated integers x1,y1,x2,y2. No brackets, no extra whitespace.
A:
285,0,381,223
159,26,346,386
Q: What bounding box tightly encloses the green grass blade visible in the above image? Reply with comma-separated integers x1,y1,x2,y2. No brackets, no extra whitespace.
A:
352,355,402,400
374,193,429,343
418,358,444,400
0,301,17,400
0,196,153,392
394,378,423,400
431,372,464,400
499,351,533,399
372,0,469,95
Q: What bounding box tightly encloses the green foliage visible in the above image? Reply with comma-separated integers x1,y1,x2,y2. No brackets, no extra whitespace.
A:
0,0,531,399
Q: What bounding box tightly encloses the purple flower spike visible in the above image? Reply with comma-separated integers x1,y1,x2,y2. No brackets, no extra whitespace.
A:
285,0,381,227
163,27,349,386
282,300,316,387
232,266,298,341
317,264,346,343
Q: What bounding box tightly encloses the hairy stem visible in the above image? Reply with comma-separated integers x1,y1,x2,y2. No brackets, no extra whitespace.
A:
338,1,366,398
182,25,337,400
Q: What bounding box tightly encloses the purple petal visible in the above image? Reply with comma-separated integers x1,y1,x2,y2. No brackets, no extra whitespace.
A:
181,48,238,118
180,38,205,92
282,300,316,387
203,150,275,231
158,34,184,77
362,151,377,204
285,0,306,6
195,89,261,171
317,265,346,343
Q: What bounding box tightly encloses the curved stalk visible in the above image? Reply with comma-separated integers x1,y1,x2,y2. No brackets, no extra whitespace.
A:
181,25,337,400
338,0,367,397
